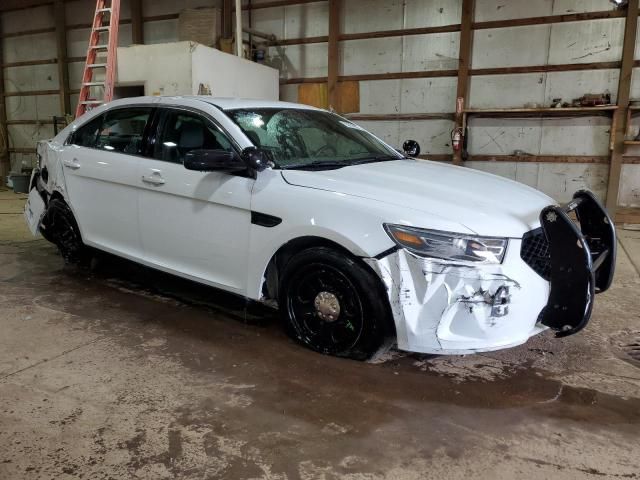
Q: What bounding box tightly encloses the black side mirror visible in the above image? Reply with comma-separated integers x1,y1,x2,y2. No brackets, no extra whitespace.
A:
402,140,421,157
184,149,244,172
241,147,271,172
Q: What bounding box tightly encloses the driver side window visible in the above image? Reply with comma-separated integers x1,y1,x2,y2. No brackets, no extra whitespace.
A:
155,110,233,164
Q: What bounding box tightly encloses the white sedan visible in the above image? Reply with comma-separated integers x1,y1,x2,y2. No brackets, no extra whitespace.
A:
24,96,616,359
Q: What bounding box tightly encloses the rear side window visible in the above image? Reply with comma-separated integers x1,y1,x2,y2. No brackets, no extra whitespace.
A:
96,107,153,155
71,114,103,148
155,110,233,163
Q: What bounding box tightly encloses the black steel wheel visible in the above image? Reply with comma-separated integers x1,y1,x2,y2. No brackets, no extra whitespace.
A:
279,246,390,360
42,198,88,265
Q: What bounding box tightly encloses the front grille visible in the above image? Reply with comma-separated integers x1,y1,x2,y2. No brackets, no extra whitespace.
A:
521,228,551,280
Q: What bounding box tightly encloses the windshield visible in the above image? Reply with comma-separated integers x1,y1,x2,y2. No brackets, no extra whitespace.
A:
225,108,403,169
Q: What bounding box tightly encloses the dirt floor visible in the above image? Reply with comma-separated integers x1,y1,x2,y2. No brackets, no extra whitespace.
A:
1,187,640,479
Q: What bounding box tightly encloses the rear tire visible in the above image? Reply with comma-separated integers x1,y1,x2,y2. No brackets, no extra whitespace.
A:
42,198,89,265
279,246,389,360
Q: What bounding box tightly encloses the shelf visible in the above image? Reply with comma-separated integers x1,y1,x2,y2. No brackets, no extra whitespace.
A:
464,106,617,118
345,112,454,121
624,140,640,145
466,154,609,164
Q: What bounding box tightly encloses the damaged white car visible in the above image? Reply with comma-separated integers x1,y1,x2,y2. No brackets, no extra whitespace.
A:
25,96,616,359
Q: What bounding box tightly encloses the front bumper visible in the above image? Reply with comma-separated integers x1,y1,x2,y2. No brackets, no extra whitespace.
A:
366,189,615,355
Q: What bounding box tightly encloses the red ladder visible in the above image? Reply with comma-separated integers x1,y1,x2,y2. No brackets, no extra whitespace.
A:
74,0,121,118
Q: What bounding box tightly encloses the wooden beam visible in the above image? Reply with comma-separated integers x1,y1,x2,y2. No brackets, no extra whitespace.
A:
327,0,340,111
606,0,638,214
3,90,60,97
464,106,617,118
281,76,328,85
238,0,325,10
0,27,55,39
615,207,640,224
54,0,70,115
340,24,460,41
473,9,626,30
345,113,455,121
280,59,624,85
416,154,616,164
340,70,458,82
261,10,626,48
272,35,328,46
418,154,453,162
222,0,233,38
130,0,143,44
453,0,474,165
2,58,58,68
281,69,461,84
0,17,10,180
8,148,37,154
0,0,52,13
468,155,610,164
6,119,55,125
471,61,621,76
65,14,179,32
66,56,88,64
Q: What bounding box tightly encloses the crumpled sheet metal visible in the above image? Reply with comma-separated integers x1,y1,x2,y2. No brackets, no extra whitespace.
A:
365,243,549,354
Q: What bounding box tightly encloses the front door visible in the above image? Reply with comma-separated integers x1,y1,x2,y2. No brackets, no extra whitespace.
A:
137,107,253,293
60,107,154,259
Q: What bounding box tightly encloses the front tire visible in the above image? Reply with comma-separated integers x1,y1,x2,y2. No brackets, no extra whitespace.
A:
279,247,389,360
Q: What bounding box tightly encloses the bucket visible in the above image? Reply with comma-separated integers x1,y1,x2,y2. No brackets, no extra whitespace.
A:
9,173,30,194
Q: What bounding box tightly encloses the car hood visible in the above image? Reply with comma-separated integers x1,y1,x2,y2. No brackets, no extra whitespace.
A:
281,159,555,238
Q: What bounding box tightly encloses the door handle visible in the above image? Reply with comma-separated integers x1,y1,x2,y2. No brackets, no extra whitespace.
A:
142,174,166,186
63,158,81,170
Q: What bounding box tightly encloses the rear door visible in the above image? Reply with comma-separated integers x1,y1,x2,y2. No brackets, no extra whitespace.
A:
137,106,254,293
61,106,154,259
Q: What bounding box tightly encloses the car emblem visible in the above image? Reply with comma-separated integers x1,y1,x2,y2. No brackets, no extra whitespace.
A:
546,211,558,223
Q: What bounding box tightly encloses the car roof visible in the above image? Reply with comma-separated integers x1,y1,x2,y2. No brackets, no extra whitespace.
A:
104,95,323,112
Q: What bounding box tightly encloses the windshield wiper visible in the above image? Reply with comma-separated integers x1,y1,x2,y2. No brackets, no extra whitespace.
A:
282,160,352,170
282,155,402,171
350,155,403,164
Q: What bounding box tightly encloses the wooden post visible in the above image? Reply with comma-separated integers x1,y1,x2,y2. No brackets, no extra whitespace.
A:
222,0,233,39
327,0,340,111
130,0,143,44
0,16,10,180
54,0,70,115
606,0,638,214
453,0,474,165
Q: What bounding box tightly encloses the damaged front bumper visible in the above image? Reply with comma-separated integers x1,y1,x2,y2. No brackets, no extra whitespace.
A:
365,189,616,355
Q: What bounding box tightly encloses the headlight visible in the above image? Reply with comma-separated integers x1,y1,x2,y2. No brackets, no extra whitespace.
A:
384,224,508,264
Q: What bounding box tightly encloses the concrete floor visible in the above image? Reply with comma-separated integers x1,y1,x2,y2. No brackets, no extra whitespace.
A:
1,187,640,479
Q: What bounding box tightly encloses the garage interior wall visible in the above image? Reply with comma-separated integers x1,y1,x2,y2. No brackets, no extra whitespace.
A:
2,0,640,220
